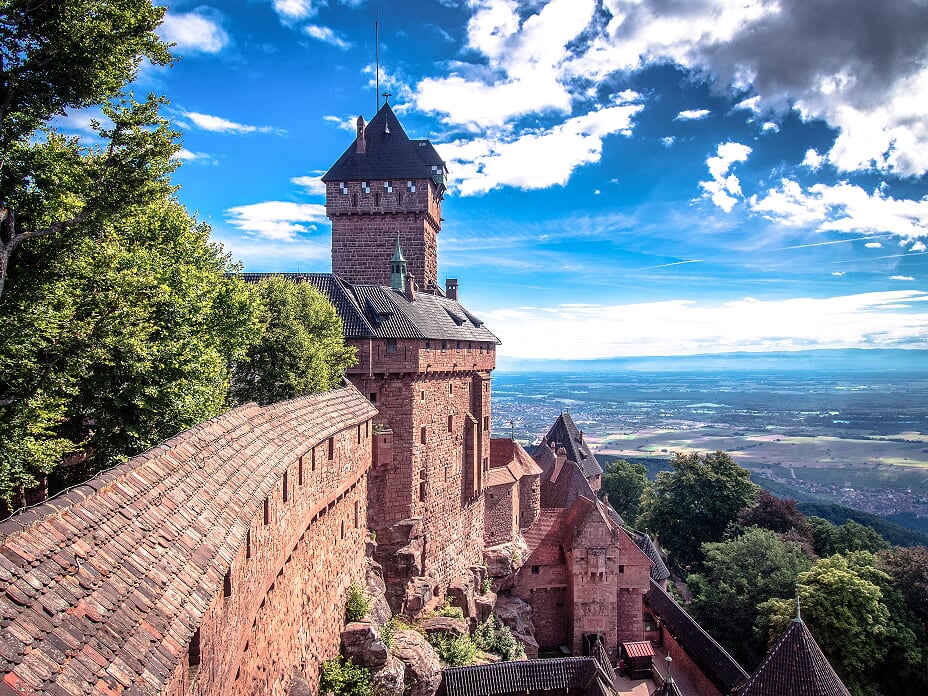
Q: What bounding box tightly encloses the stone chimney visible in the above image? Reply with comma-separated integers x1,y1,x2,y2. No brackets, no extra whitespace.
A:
356,116,366,154
551,447,567,483
404,273,416,302
445,278,458,301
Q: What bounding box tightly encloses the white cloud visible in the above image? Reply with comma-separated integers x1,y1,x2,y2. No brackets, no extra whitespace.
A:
159,9,229,54
750,180,928,242
761,121,779,133
865,241,883,249
441,99,643,196
225,201,327,241
484,291,928,360
661,136,676,147
802,148,826,170
912,241,927,252
675,109,711,121
184,112,280,135
699,142,752,212
305,25,352,50
291,174,327,196
174,148,214,163
832,272,845,276
324,115,359,131
272,0,318,20
891,275,915,281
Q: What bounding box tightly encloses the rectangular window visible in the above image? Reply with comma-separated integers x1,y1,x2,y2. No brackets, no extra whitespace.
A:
264,498,270,525
224,569,232,597
282,471,289,502
298,456,304,485
357,425,361,444
420,426,427,444
619,565,625,574
531,566,540,574
369,392,377,404
419,481,427,502
449,383,453,394
354,500,361,528
246,529,252,559
483,416,489,432
188,628,201,668
328,437,334,460
386,338,397,353
374,191,381,206
312,447,317,471
448,415,453,432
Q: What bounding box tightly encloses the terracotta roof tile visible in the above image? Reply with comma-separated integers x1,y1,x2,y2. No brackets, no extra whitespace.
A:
0,385,376,694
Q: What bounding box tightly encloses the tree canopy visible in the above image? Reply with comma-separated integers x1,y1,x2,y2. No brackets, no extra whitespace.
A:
637,451,758,570
599,458,650,525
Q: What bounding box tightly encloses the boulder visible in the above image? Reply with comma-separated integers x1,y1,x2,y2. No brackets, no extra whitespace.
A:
371,655,405,696
474,589,497,624
483,538,528,579
341,621,388,669
391,629,442,696
420,616,469,639
404,575,438,618
365,559,392,626
494,594,539,658
447,577,477,629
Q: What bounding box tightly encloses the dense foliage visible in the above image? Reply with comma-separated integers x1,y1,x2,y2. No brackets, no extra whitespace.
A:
230,276,356,406
798,501,928,547
319,657,373,696
599,458,650,524
638,451,758,569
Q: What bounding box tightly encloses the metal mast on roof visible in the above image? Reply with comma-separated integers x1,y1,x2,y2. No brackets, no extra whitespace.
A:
375,10,380,111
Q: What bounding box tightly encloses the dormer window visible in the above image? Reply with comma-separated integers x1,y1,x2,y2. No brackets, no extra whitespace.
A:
362,181,371,193
407,180,416,193
339,182,349,195
384,181,393,193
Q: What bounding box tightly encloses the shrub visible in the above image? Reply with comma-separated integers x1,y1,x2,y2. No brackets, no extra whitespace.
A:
379,619,395,649
473,615,525,661
345,582,372,623
480,576,492,595
427,633,477,667
319,657,373,696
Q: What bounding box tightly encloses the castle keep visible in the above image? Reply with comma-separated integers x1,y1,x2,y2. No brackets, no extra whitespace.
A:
0,102,851,696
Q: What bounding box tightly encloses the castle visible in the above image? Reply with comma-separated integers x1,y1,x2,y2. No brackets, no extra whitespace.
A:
0,102,850,696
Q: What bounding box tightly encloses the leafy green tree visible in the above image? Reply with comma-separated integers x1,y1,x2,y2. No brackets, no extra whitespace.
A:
230,276,357,406
759,553,891,695
600,458,650,524
807,517,889,557
0,198,258,503
0,0,172,296
637,451,758,570
688,526,812,669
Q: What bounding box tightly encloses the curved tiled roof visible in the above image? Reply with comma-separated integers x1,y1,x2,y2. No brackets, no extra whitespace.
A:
645,580,749,695
0,387,376,694
736,619,851,696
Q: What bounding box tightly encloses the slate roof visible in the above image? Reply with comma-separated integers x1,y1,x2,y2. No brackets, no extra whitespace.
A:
443,643,616,696
0,386,376,695
322,103,446,183
627,530,671,582
644,580,749,695
240,273,499,344
650,678,685,696
736,619,851,696
542,413,603,480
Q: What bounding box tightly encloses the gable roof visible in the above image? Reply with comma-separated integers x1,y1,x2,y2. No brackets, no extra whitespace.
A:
645,580,749,695
0,386,376,695
322,102,446,183
240,273,499,344
542,413,603,480
736,619,851,696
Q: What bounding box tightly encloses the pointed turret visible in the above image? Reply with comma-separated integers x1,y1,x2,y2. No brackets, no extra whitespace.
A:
737,612,851,696
651,656,685,696
390,236,407,291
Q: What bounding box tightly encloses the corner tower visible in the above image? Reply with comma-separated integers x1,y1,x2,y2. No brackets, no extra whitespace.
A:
323,102,447,290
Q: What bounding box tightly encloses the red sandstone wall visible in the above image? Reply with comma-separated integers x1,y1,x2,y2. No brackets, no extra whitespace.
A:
349,339,496,378
568,516,620,659
654,630,725,696
327,179,441,287
519,475,540,529
484,483,518,546
167,418,373,696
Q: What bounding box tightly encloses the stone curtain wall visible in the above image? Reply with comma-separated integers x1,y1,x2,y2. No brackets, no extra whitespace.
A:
328,179,441,288
484,483,519,546
0,387,376,696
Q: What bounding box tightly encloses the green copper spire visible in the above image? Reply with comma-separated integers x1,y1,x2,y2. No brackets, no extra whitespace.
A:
390,235,407,291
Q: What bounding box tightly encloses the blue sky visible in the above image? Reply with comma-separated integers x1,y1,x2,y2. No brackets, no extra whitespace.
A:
70,0,928,360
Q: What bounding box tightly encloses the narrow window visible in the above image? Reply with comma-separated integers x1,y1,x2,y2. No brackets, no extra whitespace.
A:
420,390,425,401
357,424,361,444
282,471,289,502
386,338,397,353
264,497,270,525
374,191,381,206
312,447,316,471
328,437,334,460
340,520,346,540
224,569,232,597
619,565,625,574
483,416,489,431
425,339,430,350
298,456,304,485
449,383,453,395
448,415,453,432
397,190,403,204
369,392,377,404
420,426,427,444
188,628,201,668
354,500,360,528
531,566,540,574
246,529,252,559
351,193,358,207
365,421,369,437
419,481,427,502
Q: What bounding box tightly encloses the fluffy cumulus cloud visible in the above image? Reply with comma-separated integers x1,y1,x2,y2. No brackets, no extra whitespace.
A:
183,112,280,135
675,109,711,121
225,201,327,241
750,180,928,243
484,291,928,359
700,142,752,212
272,0,318,21
291,173,327,196
159,9,229,54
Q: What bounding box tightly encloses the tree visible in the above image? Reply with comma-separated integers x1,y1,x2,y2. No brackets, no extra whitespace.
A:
0,0,173,295
599,458,650,524
807,517,889,557
688,526,812,669
759,553,892,695
230,276,357,406
637,451,758,570
0,197,258,502
737,490,813,540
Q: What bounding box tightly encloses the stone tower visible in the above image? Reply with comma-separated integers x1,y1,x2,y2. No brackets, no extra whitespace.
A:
322,102,447,290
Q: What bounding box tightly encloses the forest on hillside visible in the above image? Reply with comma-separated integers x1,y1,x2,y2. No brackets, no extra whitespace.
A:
603,453,928,696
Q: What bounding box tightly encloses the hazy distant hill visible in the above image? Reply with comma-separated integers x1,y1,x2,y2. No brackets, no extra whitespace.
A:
498,348,928,374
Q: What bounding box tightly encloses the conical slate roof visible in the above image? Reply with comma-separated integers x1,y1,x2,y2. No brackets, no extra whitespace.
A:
650,680,684,696
322,102,445,182
737,619,851,696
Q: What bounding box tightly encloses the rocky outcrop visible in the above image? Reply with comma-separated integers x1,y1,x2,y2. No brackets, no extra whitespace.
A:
365,558,392,626
404,574,439,618
475,588,497,624
375,518,426,612
494,594,539,658
371,655,405,696
341,621,389,669
420,616,469,639
484,538,529,590
390,629,443,696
